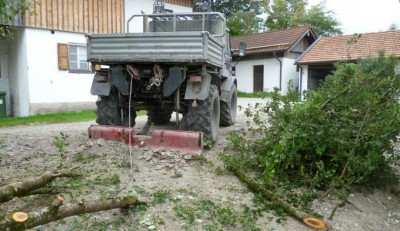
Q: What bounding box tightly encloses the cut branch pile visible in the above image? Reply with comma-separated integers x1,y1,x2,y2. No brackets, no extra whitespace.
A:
0,195,144,230
0,169,146,230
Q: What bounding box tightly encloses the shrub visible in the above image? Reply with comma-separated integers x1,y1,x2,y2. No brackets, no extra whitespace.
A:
227,52,400,194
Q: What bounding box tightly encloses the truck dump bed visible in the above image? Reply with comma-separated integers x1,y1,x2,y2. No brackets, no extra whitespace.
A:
87,31,224,67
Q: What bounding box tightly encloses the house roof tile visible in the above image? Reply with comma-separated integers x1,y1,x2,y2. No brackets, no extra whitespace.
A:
297,30,400,64
231,26,315,54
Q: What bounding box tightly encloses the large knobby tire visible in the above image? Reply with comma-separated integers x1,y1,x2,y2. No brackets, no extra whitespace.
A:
96,88,136,127
185,85,220,143
147,106,173,125
220,84,237,126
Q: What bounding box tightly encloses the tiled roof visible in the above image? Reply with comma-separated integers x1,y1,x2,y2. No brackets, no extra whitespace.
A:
297,30,400,64
231,26,315,54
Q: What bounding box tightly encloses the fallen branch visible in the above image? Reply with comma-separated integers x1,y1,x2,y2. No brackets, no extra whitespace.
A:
328,198,362,220
320,107,371,200
0,195,145,230
27,188,63,196
227,165,326,229
328,200,346,220
0,170,80,203
346,200,362,212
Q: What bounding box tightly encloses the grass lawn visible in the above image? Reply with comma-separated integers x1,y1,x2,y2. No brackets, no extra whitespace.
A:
0,110,147,128
237,91,272,98
0,91,270,127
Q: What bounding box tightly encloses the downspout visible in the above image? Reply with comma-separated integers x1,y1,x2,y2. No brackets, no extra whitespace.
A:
274,53,282,90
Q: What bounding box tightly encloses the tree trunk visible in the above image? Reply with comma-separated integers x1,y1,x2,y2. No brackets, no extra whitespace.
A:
0,195,145,230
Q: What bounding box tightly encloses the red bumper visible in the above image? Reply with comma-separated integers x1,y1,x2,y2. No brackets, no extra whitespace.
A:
88,125,203,155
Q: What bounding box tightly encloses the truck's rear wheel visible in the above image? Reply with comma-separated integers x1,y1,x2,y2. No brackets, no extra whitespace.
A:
147,106,173,125
185,85,220,143
96,88,136,127
220,84,237,126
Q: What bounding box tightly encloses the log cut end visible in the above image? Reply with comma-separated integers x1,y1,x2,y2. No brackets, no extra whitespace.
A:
303,217,326,229
12,212,28,222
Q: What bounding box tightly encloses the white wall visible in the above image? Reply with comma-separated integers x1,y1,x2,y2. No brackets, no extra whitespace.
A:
299,65,309,97
24,28,96,105
125,0,192,32
235,57,299,94
8,29,30,117
281,58,299,95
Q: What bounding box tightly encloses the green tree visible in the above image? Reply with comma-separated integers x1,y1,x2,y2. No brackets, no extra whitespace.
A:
301,2,342,36
194,0,269,35
266,0,342,36
0,0,35,38
388,22,398,31
212,0,268,17
226,11,263,36
265,0,307,30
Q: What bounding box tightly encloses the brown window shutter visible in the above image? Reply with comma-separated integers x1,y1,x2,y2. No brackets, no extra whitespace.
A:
58,43,69,70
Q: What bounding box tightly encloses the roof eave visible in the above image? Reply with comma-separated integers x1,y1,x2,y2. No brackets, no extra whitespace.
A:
288,27,318,52
295,36,323,65
233,48,288,57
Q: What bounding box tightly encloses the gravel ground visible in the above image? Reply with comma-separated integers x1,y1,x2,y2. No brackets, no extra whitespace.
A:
0,98,399,231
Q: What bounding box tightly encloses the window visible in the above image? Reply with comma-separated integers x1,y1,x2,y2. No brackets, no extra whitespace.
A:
68,45,90,72
57,43,91,73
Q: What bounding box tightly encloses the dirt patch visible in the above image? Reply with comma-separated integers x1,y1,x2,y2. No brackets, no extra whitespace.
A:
0,98,399,231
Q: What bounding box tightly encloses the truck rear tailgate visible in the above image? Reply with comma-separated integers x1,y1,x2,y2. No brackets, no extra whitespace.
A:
87,32,224,67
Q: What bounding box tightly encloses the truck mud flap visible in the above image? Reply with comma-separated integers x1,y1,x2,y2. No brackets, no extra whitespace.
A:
88,125,203,155
184,73,211,100
91,72,111,96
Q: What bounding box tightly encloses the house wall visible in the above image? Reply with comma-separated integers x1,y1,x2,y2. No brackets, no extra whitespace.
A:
235,58,299,94
299,65,309,96
24,0,125,33
281,58,299,95
125,0,192,32
164,0,193,7
24,28,97,115
6,1,193,117
8,29,30,117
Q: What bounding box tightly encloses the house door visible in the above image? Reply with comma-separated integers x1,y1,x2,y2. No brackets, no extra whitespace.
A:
253,65,264,92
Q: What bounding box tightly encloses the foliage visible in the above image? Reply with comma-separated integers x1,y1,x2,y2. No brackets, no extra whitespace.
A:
265,0,342,36
388,22,399,31
211,0,268,17
52,132,69,161
173,197,261,230
227,11,263,36
194,0,269,35
152,188,172,204
301,2,342,36
0,0,36,38
265,0,307,30
226,53,400,196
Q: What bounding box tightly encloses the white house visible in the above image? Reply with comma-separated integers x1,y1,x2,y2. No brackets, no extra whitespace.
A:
231,26,317,95
0,0,193,117
296,30,400,94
